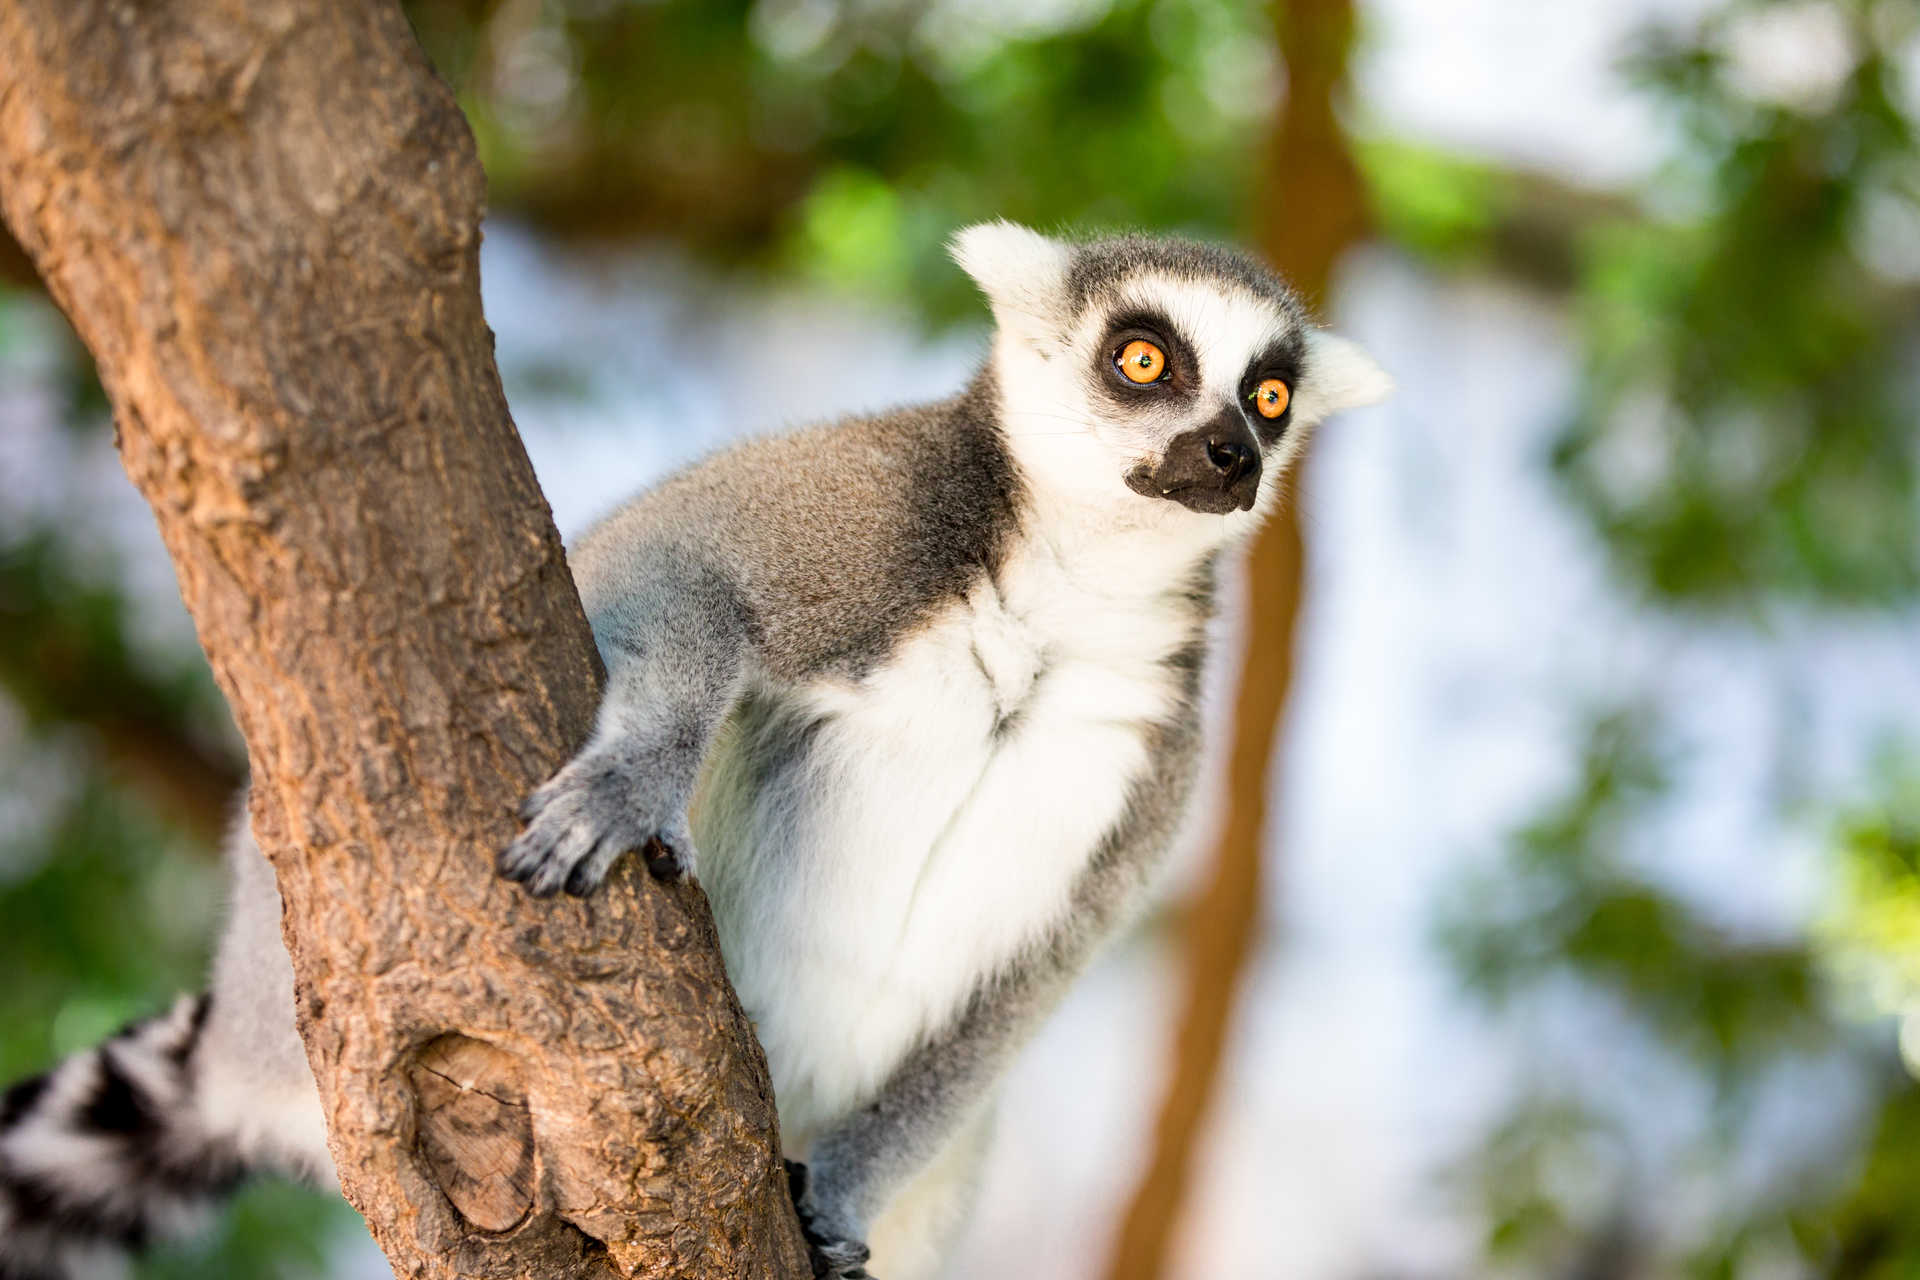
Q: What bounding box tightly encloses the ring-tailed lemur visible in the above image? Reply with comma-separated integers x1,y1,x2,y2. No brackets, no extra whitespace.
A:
0,223,1387,1280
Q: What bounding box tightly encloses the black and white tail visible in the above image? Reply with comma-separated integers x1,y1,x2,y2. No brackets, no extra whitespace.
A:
0,994,246,1280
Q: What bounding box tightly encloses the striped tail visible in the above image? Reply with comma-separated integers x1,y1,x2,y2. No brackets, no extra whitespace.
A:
0,994,246,1280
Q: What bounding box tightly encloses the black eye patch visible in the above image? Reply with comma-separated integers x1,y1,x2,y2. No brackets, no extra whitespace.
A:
1238,330,1307,443
1088,307,1201,409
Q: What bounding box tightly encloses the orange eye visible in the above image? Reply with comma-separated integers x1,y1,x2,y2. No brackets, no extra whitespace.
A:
1117,340,1167,384
1252,377,1290,420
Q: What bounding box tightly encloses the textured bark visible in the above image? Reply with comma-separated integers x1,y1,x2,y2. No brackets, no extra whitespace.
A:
1102,3,1369,1277
0,2,809,1277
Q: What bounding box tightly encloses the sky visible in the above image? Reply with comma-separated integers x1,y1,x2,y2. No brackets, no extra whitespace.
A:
1358,0,1717,184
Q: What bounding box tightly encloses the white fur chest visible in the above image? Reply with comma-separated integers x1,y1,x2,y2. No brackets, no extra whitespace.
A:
694,531,1204,1144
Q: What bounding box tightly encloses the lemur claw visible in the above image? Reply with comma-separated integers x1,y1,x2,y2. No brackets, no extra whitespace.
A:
785,1159,876,1279
498,747,692,897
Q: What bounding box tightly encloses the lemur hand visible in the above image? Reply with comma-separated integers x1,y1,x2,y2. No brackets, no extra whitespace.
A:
499,739,693,896
785,1160,875,1279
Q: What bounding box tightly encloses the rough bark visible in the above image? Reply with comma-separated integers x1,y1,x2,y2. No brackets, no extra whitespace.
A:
1102,2,1369,1276
0,2,810,1277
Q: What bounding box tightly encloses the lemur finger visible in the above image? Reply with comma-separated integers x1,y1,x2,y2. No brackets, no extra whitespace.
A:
563,833,634,897
525,823,602,897
498,829,544,879
500,808,578,880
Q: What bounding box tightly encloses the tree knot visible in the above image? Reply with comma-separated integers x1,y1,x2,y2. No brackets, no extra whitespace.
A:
408,1034,537,1233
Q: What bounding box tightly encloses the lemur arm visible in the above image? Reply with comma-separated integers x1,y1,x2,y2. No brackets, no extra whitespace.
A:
500,552,754,895
792,705,1204,1276
504,403,1012,899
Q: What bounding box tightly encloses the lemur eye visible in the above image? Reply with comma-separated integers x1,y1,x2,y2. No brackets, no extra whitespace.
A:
1251,378,1291,420
1116,340,1168,384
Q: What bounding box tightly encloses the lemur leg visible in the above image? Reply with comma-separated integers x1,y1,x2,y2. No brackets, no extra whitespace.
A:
0,816,331,1280
862,1105,994,1280
788,967,1070,1280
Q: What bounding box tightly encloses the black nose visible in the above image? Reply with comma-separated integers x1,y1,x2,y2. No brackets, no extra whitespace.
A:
1123,422,1263,513
1205,438,1256,486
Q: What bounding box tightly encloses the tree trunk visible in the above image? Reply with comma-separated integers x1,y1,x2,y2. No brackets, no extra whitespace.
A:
0,2,810,1277
1102,2,1369,1276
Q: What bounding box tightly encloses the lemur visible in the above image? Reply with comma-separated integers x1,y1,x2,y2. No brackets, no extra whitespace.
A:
0,223,1388,1280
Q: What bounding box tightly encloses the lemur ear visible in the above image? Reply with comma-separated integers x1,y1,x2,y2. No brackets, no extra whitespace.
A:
1299,328,1393,418
950,221,1072,336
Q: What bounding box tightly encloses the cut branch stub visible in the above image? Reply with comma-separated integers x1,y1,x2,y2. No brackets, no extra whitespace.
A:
410,1036,537,1235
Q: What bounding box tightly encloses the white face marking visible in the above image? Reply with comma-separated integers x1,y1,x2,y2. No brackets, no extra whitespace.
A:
949,221,1389,543
992,271,1296,541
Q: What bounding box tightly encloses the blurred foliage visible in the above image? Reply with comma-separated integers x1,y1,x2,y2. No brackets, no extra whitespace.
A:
140,1180,364,1280
1440,2,1920,1275
1355,138,1509,264
1460,1098,1632,1274
402,0,1277,319
1555,0,1920,608
1442,711,1830,1079
1790,1080,1920,1280
0,771,207,1084
1462,1074,1920,1280
1447,720,1920,1277
1824,751,1920,1028
0,529,242,838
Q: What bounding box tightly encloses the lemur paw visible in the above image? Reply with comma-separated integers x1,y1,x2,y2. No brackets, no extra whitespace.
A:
499,747,693,897
785,1160,875,1279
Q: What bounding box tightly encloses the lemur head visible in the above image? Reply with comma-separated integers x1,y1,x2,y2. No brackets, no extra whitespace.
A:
953,221,1390,527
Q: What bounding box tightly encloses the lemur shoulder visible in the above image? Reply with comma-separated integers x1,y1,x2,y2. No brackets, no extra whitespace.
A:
0,222,1388,1280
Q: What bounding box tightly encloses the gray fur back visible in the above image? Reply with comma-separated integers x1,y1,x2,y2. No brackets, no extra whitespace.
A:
570,373,1021,682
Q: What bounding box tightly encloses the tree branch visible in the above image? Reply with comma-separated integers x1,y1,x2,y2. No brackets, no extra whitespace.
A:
0,1,808,1276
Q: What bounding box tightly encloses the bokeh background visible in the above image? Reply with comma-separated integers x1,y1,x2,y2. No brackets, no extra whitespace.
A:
3,0,1919,1276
